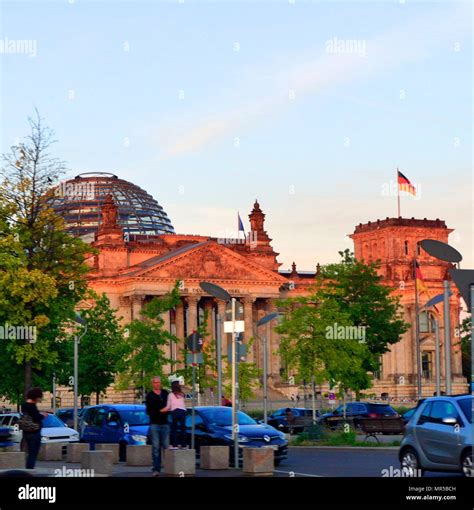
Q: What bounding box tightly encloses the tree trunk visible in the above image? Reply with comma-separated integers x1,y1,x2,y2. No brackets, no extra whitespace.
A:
96,392,100,405
24,361,32,398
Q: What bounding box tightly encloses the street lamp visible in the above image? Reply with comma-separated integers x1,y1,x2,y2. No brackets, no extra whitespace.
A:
256,312,279,424
419,240,462,395
73,312,87,432
199,282,241,468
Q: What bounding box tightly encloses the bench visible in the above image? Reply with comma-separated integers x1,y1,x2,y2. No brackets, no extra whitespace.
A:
287,415,316,434
359,417,405,443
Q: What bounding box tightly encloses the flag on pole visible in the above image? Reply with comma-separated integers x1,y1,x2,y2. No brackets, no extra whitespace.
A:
237,212,246,240
397,170,416,196
414,260,429,295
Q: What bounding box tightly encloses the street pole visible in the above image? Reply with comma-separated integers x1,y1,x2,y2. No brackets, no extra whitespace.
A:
231,297,239,468
217,311,223,406
434,319,441,396
73,335,78,432
263,330,268,424
443,280,452,395
191,344,196,450
311,375,316,425
471,285,474,393
52,373,56,414
414,258,422,399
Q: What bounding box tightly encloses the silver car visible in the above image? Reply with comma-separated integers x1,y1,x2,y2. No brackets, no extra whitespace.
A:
399,395,472,477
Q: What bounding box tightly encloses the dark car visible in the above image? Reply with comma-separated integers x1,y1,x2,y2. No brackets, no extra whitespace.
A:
80,404,150,460
319,402,398,430
190,406,288,465
267,408,319,434
0,426,13,448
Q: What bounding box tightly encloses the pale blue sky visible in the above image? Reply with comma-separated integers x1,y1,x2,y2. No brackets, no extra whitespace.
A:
1,0,472,269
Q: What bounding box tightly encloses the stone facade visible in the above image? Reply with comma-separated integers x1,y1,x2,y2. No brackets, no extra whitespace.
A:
50,203,466,406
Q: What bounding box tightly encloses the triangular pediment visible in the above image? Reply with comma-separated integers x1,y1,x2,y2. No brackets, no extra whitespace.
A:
124,241,286,284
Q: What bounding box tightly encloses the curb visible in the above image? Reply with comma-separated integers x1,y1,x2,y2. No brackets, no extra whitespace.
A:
288,445,399,451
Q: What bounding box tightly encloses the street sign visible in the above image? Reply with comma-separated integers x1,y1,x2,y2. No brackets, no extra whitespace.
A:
186,353,204,365
224,320,245,333
186,331,203,352
227,343,247,362
449,269,474,308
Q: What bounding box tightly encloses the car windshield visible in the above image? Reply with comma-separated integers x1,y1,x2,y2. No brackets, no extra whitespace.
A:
458,398,472,424
43,415,66,428
368,404,397,414
118,410,149,426
199,408,256,427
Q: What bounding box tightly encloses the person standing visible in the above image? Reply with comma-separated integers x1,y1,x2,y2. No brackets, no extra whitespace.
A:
161,381,187,449
145,376,169,476
21,387,46,469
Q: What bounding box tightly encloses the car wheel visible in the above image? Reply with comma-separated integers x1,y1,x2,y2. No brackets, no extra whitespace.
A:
400,448,424,477
461,451,472,478
274,459,283,466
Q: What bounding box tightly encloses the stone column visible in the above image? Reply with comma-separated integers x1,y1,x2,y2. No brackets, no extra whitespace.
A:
186,296,199,336
131,295,145,321
243,296,256,363
119,296,132,323
217,300,227,356
203,300,214,345
265,299,280,380
161,310,171,373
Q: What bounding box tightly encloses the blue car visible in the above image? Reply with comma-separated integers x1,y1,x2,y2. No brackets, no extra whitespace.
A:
186,406,288,465
79,404,150,461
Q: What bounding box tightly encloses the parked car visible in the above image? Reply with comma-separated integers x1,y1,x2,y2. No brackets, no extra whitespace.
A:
56,407,89,428
79,404,150,461
402,399,426,425
188,406,288,465
399,395,472,477
267,408,319,434
0,426,13,448
0,413,79,445
319,402,398,430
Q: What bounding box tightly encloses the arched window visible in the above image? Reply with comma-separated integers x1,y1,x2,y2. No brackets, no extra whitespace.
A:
419,311,437,333
404,241,409,255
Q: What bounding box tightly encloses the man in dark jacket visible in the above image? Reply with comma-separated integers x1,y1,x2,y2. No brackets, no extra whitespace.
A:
145,376,169,475
21,387,46,469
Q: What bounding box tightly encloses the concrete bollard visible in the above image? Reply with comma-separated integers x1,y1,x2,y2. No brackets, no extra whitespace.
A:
0,452,26,469
200,446,229,470
80,450,114,476
126,445,152,466
38,443,65,461
164,448,196,476
66,443,89,463
242,447,274,476
95,443,120,464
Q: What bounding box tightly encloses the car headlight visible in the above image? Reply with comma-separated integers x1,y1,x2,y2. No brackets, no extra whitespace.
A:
131,434,147,443
70,433,79,440
224,434,249,443
41,436,48,441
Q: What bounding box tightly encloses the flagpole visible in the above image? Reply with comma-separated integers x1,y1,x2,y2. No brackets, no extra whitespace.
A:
397,167,401,218
414,257,422,399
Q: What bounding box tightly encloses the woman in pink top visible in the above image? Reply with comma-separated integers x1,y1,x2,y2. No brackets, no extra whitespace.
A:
161,381,187,449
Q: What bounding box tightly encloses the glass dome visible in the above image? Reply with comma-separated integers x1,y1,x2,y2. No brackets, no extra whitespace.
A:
48,172,175,239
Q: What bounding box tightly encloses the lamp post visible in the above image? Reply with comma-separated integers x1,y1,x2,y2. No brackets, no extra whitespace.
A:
199,282,240,468
256,312,279,424
73,312,87,433
419,240,462,396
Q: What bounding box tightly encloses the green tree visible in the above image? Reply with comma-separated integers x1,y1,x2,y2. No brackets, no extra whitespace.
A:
318,249,409,374
117,283,181,398
63,291,126,404
458,316,471,381
0,111,91,397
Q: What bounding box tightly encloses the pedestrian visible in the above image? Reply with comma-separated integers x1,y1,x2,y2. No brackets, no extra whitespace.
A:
221,395,232,407
296,394,300,402
161,381,187,449
20,387,46,469
145,376,169,476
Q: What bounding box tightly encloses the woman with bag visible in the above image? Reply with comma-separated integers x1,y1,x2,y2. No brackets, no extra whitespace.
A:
161,381,187,449
20,387,46,469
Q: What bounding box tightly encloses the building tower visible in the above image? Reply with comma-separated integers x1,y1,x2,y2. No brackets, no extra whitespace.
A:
351,217,466,398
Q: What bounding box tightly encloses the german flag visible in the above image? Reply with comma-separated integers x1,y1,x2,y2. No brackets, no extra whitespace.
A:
414,260,429,295
398,170,416,195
